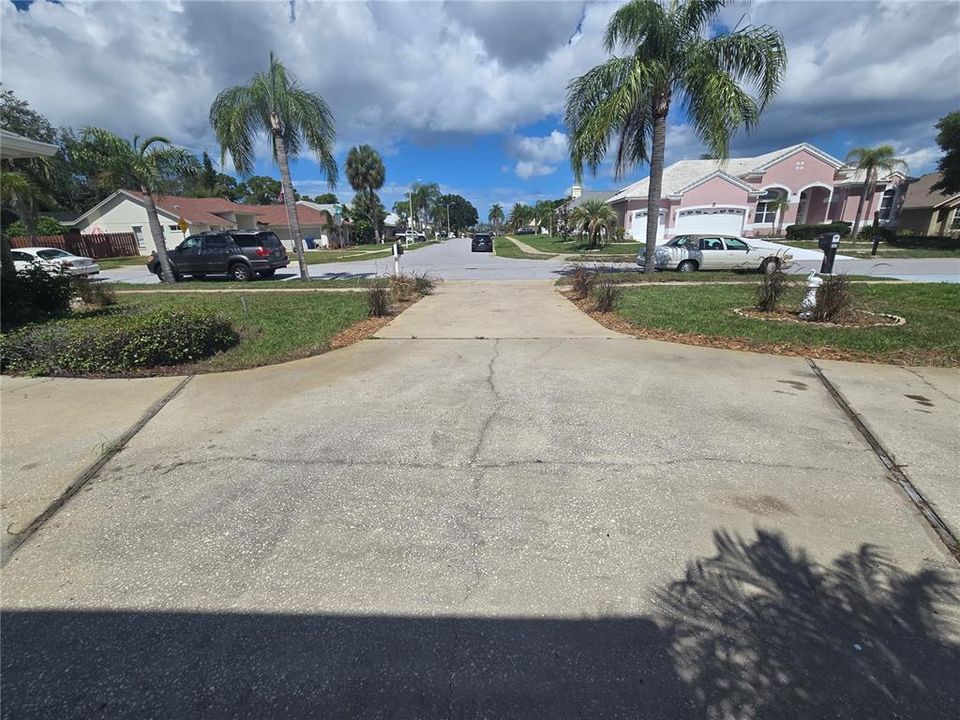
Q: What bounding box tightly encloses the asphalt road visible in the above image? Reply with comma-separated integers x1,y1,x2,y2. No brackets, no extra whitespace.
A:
2,281,958,718
102,236,960,283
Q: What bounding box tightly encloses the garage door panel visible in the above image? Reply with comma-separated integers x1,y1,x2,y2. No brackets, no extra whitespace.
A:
674,208,744,236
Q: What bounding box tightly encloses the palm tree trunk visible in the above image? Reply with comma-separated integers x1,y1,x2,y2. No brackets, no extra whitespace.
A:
142,187,176,283
644,98,669,273
850,169,872,240
370,189,382,244
272,119,309,281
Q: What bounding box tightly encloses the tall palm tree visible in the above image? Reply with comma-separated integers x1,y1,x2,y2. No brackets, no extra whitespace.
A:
534,199,557,235
488,203,504,233
844,145,907,238
75,129,196,283
345,144,386,243
210,52,338,280
570,198,618,248
565,0,786,272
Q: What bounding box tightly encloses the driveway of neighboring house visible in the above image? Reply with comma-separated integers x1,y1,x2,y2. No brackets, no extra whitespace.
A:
1,279,958,718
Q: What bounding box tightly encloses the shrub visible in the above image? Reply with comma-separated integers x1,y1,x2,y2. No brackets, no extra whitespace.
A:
366,277,391,317
591,273,623,312
811,274,854,323
1,307,238,375
389,273,416,302
785,222,852,242
1,264,74,330
72,278,116,307
567,263,597,299
887,234,960,250
411,271,438,296
2,216,67,238
755,266,792,312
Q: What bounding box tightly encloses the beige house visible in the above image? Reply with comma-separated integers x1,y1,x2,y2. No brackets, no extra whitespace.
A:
897,172,960,237
247,202,348,249
72,190,260,255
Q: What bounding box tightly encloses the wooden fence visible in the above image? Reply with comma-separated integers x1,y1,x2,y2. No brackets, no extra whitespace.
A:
9,232,141,258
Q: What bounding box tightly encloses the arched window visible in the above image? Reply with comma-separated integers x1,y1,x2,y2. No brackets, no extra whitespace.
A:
753,189,786,224
878,187,897,221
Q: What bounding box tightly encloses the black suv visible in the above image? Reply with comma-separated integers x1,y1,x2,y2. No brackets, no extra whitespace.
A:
147,230,289,281
471,233,493,252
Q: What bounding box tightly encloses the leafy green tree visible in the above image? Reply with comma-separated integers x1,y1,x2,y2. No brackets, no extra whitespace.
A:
237,175,283,204
0,89,56,143
566,0,786,272
844,146,907,237
570,198,618,248
210,52,338,280
488,203,505,233
4,215,66,237
932,110,960,195
436,194,478,233
351,189,387,243
345,145,386,243
74,129,197,282
314,192,339,204
187,151,242,200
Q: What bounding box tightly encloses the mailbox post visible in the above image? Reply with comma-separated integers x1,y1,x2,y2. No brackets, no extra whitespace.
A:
393,240,404,276
818,232,841,274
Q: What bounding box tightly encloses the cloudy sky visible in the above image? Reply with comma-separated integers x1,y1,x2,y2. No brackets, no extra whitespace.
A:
2,0,958,215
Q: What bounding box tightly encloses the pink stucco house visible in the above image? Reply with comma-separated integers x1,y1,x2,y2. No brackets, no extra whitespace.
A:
606,143,908,241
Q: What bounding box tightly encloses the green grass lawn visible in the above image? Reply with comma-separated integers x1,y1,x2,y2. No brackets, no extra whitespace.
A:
506,234,577,254
97,256,151,270
605,282,960,366
494,237,556,260
118,291,370,371
775,240,960,259
111,277,378,291
556,271,896,285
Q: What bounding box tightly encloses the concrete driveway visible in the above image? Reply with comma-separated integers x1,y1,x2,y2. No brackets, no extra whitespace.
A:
2,280,958,718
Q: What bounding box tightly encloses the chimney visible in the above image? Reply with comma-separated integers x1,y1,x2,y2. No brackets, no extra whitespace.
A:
571,185,583,199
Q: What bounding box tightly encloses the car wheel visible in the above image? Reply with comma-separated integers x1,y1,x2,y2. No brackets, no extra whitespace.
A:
760,257,779,274
258,269,276,278
156,266,179,282
677,260,697,273
230,263,253,281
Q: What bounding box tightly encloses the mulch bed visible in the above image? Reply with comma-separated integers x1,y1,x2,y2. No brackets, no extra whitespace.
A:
563,291,939,366
329,297,420,350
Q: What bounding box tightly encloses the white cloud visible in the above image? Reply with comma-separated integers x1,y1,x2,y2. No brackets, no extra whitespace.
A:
507,130,569,179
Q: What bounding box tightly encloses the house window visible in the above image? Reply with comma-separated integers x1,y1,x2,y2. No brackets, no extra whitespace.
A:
753,189,785,224
878,188,897,221
168,225,179,232
132,225,145,248
951,208,960,231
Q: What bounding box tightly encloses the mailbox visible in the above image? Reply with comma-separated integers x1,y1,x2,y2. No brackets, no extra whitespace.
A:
393,242,404,257
818,232,841,252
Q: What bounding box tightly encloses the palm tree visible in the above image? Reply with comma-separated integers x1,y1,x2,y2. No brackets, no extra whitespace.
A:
570,198,618,248
769,195,791,236
210,52,338,280
508,202,532,231
0,168,52,244
565,0,786,272
534,199,557,235
345,145,386,243
75,129,196,282
844,145,907,238
488,203,504,233
409,181,440,230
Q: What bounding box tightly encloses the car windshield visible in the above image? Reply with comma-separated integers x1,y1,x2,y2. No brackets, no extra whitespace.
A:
36,249,73,260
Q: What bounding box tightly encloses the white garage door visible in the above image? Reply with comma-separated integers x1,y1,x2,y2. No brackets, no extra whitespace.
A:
630,208,665,242
674,208,745,236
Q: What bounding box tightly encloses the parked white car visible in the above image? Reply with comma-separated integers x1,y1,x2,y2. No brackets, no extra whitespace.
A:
644,235,793,273
10,247,100,277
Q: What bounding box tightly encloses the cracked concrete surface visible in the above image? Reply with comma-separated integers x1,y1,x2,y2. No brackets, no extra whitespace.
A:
2,279,958,718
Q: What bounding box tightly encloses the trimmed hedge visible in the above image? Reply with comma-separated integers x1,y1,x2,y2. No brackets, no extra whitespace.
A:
1,264,74,330
785,222,852,241
1,307,238,375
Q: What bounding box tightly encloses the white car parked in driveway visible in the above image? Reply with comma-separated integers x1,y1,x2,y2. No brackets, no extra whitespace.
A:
11,247,100,277
644,235,793,273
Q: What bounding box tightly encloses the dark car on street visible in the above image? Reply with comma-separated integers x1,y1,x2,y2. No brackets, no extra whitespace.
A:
147,230,289,281
515,227,536,235
471,233,493,252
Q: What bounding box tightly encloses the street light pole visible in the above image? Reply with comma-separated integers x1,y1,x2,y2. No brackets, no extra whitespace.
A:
446,203,451,237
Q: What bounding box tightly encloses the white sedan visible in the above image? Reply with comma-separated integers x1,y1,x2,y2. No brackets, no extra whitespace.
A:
645,235,793,273
11,247,100,277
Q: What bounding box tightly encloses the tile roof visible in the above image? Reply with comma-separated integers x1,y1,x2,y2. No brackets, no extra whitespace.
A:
563,190,616,210
607,143,844,203
246,202,334,227
124,190,259,226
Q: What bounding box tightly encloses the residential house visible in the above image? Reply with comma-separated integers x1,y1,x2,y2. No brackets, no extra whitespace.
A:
606,143,908,242
72,190,260,254
558,185,616,212
245,202,347,249
0,129,58,160
896,172,960,237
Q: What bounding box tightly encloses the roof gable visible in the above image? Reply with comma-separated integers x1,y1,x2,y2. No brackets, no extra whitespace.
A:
901,172,959,210
672,169,759,197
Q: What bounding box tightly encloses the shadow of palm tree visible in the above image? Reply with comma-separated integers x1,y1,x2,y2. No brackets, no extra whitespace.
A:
659,529,959,719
